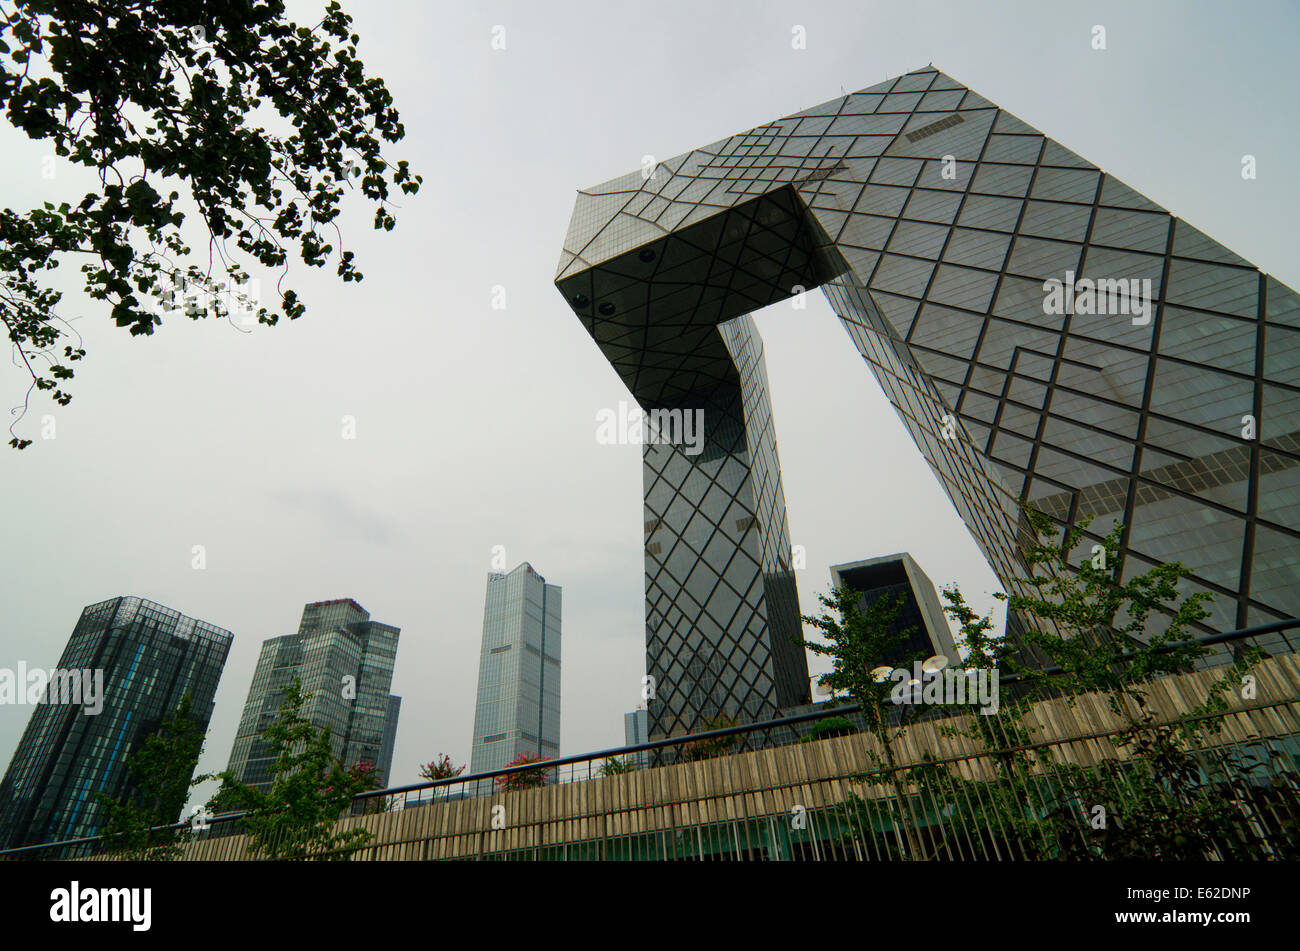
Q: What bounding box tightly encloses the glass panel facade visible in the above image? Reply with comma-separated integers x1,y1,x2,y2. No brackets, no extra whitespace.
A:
225,599,401,791
0,597,233,850
556,66,1300,692
469,564,561,780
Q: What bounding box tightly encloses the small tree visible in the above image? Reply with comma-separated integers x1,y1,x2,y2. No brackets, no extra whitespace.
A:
796,588,922,741
96,694,205,860
206,679,373,860
1004,506,1213,704
494,752,553,792
796,588,928,858
923,504,1292,859
800,716,856,744
598,755,641,776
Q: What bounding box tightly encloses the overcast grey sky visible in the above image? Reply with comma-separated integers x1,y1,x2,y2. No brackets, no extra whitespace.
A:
2,0,1297,801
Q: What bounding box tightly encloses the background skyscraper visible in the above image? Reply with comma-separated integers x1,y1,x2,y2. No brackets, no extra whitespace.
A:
0,596,232,850
830,554,962,670
226,598,401,792
380,694,402,778
470,563,562,776
623,707,650,767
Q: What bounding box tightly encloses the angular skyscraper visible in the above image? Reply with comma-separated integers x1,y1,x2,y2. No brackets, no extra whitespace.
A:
0,597,232,850
556,66,1300,689
226,598,401,792
640,314,808,739
470,563,561,775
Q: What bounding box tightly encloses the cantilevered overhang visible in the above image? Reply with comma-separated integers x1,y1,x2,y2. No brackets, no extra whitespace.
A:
556,184,846,405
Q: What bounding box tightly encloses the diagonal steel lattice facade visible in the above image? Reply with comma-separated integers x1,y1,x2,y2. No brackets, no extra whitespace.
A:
637,314,808,739
555,66,1300,737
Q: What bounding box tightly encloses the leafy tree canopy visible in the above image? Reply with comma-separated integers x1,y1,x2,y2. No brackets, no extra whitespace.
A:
1,0,419,446
495,751,553,792
998,504,1213,703
797,587,921,738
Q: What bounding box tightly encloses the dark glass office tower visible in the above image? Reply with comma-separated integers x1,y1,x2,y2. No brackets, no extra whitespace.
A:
830,554,961,670
556,66,1300,680
226,599,400,791
379,694,402,783
470,563,561,776
0,597,232,850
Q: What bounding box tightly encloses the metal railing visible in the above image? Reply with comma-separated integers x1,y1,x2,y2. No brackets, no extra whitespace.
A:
0,702,863,859
3,618,1299,861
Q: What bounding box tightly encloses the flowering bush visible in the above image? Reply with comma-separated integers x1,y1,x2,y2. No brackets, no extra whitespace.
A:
678,714,740,762
420,753,466,800
324,760,387,815
420,754,466,782
495,751,554,792
323,759,382,795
